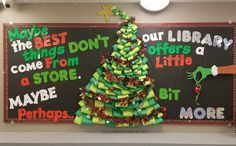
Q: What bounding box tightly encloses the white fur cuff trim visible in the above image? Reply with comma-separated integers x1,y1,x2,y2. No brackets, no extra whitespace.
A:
211,65,218,76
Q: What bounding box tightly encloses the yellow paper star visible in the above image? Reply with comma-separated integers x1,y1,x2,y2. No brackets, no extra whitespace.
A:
97,4,114,23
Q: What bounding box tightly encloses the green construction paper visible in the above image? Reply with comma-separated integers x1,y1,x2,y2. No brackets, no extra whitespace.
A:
121,89,130,95
127,55,134,61
92,116,105,124
74,116,82,125
105,120,116,127
132,24,137,30
113,70,121,75
112,44,118,51
153,103,160,110
90,77,97,84
95,100,104,108
105,90,116,96
75,110,82,117
113,110,123,118
97,67,103,74
142,71,148,76
111,65,118,71
107,64,113,71
79,100,86,107
147,98,156,106
124,69,132,73
81,114,93,124
132,64,138,69
142,64,149,70
98,82,109,90
144,80,151,86
117,94,129,99
104,108,113,116
146,90,155,99
85,83,92,92
146,107,154,115
126,72,134,76
113,89,122,95
155,118,164,124
121,39,127,44
97,88,106,94
93,72,100,80
142,57,148,64
142,117,155,126
157,112,163,118
81,106,92,115
124,53,131,59
131,35,137,41
123,109,133,117
134,108,147,116
124,47,130,52
125,42,131,47
90,83,98,93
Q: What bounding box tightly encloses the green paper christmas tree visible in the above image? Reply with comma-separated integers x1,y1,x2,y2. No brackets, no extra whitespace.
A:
74,7,165,127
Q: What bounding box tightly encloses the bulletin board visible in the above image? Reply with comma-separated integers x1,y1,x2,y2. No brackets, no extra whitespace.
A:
3,23,236,125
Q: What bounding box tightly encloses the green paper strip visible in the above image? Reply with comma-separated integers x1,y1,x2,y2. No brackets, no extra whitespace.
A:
158,113,163,118
93,71,100,80
104,108,113,116
124,69,132,73
147,98,156,106
112,44,118,51
125,42,131,47
142,71,148,76
142,57,148,64
89,83,98,93
134,108,147,116
105,120,116,127
124,47,130,52
111,64,117,69
79,100,86,107
114,70,122,75
142,117,155,126
92,116,105,124
132,24,137,30
113,89,122,95
121,89,130,95
81,114,93,125
98,82,109,90
123,109,133,117
155,118,164,124
105,90,116,96
75,110,82,117
142,64,148,70
146,107,154,115
117,94,129,99
74,116,82,125
131,35,137,41
95,100,104,108
153,103,160,110
81,106,92,115
113,110,123,118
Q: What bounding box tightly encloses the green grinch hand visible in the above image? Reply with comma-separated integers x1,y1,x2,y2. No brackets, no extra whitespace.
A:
187,66,212,85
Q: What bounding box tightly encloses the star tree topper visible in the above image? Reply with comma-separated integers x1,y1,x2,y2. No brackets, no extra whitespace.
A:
97,4,114,23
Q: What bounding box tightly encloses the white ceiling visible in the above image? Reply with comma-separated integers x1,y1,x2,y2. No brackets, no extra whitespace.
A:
9,0,236,3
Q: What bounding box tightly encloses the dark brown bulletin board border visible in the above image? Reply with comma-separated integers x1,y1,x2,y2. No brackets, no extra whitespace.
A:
3,23,236,125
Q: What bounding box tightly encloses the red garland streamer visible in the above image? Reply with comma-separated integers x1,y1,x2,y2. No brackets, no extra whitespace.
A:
84,97,164,125
81,86,152,104
100,62,154,87
110,47,145,66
